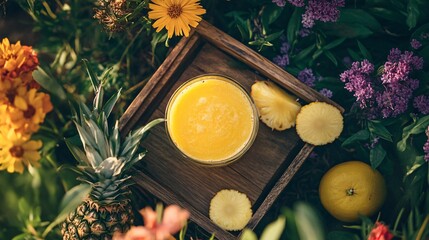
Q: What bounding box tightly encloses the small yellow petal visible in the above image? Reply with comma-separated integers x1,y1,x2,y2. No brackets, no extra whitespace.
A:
23,140,42,150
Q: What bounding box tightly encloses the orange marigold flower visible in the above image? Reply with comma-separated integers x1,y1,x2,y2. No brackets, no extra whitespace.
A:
0,38,39,80
0,127,42,174
1,87,53,134
0,77,21,104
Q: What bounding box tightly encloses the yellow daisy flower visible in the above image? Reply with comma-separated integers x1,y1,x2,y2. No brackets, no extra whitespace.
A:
3,87,53,134
0,38,38,79
0,127,42,173
295,102,343,145
148,0,206,38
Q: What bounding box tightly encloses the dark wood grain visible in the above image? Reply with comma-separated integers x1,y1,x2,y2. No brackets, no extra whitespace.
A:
120,21,343,239
195,20,344,113
119,30,203,134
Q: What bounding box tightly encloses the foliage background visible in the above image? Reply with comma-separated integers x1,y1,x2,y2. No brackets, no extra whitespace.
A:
0,0,428,239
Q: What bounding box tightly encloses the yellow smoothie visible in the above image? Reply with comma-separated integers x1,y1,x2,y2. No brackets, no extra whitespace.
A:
166,75,258,164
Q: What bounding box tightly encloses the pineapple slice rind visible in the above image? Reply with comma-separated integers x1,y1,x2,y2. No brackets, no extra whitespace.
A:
251,81,301,131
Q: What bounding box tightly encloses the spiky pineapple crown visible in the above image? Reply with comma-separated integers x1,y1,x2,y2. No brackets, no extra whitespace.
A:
66,60,164,204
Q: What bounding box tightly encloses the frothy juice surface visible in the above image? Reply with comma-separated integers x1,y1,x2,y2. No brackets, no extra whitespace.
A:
166,75,257,163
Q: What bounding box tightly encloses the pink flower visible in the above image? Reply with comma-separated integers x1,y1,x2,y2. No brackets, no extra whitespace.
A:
368,222,394,240
113,205,190,240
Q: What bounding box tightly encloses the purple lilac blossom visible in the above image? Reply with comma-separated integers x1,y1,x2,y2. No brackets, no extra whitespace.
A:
298,68,317,87
272,0,286,7
375,80,418,118
340,59,375,108
425,127,429,162
273,54,289,68
298,28,311,37
381,49,423,84
287,0,305,7
370,137,380,148
411,39,422,49
319,88,333,98
273,37,290,68
302,0,345,28
280,42,290,54
340,49,424,119
413,95,429,114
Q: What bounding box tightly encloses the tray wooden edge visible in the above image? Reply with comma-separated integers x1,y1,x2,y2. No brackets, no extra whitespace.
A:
119,30,202,134
132,170,237,240
131,142,315,240
195,20,344,113
117,20,337,239
120,20,344,134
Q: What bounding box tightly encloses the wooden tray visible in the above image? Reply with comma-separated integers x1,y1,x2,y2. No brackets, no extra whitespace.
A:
119,20,343,239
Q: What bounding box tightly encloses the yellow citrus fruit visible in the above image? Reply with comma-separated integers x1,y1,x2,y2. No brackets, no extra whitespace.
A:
319,161,386,222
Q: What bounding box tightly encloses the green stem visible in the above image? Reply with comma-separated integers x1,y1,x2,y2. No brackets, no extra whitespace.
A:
416,214,429,240
119,26,145,65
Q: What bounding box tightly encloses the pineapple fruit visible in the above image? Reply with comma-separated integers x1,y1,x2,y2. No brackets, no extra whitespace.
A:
61,61,164,239
250,81,301,131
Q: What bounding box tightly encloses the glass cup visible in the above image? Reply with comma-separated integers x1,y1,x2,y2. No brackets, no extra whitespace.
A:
165,74,259,166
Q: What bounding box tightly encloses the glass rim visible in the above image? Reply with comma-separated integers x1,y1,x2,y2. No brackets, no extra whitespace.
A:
165,74,259,166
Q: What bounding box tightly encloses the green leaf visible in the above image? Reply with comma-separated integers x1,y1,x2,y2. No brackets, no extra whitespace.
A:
347,48,362,61
42,184,91,237
65,136,88,163
93,83,104,112
342,129,370,147
121,118,165,157
179,222,188,240
74,122,97,152
151,31,168,58
240,229,258,240
110,121,120,157
321,9,382,38
411,23,429,45
293,44,316,62
327,231,360,240
370,144,386,169
368,7,405,24
84,118,110,159
287,7,302,44
323,38,346,50
357,40,372,62
406,156,425,177
262,4,283,31
368,121,392,142
324,50,338,66
337,9,383,32
82,59,100,93
397,115,429,151
260,216,286,240
294,203,324,240
32,66,67,100
103,88,122,118
265,30,284,42
406,0,420,29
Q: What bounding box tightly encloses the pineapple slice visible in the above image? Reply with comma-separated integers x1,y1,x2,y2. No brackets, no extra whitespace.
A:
251,81,301,131
296,102,343,145
209,189,252,231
